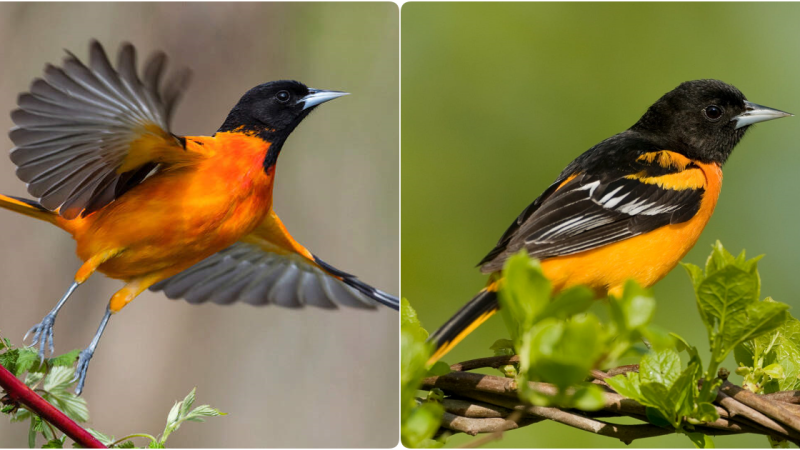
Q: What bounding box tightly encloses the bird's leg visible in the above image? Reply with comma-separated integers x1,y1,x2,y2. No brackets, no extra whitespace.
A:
25,282,79,362
74,304,111,396
73,273,161,396
25,249,123,362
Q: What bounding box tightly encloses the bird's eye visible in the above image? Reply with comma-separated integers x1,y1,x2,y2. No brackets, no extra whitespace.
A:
276,91,290,103
703,105,724,121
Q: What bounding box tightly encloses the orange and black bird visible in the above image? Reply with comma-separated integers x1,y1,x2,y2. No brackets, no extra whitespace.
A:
0,41,398,394
429,79,790,363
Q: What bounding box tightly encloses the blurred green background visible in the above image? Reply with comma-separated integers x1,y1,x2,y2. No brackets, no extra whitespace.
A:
402,2,800,448
0,2,397,447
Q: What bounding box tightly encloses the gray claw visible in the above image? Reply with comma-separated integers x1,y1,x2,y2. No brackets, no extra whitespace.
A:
73,349,93,396
25,314,57,362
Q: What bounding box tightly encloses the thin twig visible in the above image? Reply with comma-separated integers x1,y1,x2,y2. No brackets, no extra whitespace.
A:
716,390,799,440
441,410,538,436
720,381,800,433
449,355,520,372
763,391,800,404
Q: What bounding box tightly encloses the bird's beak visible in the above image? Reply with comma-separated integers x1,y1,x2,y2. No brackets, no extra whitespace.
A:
299,89,349,110
732,100,792,129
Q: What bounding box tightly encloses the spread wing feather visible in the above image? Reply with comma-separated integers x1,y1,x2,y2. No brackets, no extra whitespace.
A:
8,40,191,219
149,243,393,310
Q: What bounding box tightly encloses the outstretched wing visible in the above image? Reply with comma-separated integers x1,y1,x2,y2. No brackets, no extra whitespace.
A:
8,40,193,219
150,210,399,310
478,150,706,273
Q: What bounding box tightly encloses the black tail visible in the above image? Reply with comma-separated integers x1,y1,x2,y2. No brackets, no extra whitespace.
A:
427,288,499,364
313,256,399,310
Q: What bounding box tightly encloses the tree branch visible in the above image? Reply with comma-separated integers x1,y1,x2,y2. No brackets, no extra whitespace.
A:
421,355,800,445
0,364,105,448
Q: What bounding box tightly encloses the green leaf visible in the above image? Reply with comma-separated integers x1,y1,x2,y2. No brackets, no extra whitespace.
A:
618,280,656,330
401,298,429,343
640,382,676,426
694,402,719,423
402,402,444,448
44,391,89,423
48,350,80,368
0,348,20,375
686,431,715,448
667,361,699,422
498,251,551,342
640,349,680,386
179,388,196,420
572,384,604,411
682,263,705,293
185,404,226,422
43,436,66,448
43,366,75,392
87,429,115,446
15,348,41,375
537,285,594,322
764,363,785,379
768,436,790,448
115,441,136,449
737,312,800,393
645,407,671,428
696,265,757,334
607,372,642,400
147,441,165,449
426,361,450,377
705,241,736,276
166,401,181,427
28,417,37,448
525,315,604,389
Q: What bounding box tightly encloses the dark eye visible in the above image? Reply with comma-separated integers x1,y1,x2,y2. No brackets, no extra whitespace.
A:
703,105,724,121
276,90,290,103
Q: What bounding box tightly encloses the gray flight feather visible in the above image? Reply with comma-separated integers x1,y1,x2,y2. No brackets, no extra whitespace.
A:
150,243,379,310
8,40,191,219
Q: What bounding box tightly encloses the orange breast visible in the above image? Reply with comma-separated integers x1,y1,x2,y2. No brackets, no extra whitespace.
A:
540,161,722,297
59,132,275,280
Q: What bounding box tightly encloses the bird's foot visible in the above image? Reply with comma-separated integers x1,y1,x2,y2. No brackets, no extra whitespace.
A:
73,348,95,396
23,313,57,363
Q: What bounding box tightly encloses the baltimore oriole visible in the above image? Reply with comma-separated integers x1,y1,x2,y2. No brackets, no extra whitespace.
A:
0,41,398,394
429,79,790,363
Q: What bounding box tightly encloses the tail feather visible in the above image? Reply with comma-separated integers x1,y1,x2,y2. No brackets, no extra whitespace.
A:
427,288,499,364
0,194,56,224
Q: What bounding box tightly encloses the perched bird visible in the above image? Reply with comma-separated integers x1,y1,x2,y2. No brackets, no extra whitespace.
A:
1,41,398,394
429,79,790,363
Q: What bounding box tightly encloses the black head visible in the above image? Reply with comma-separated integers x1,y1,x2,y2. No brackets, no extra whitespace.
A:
631,79,790,164
218,80,348,168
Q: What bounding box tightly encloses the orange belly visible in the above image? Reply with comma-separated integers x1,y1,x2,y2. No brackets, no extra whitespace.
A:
56,133,275,281
541,161,722,297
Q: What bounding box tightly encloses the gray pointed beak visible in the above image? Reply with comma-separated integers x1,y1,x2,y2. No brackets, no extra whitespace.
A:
732,100,792,129
299,89,349,110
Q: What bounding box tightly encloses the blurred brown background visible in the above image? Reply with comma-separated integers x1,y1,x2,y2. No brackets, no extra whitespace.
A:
0,2,398,447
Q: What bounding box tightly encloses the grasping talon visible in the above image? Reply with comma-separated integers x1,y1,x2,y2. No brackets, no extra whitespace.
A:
24,313,56,362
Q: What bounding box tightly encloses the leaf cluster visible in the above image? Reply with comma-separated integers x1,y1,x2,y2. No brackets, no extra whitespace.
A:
0,339,87,448
400,298,446,448
0,337,224,448
497,251,671,411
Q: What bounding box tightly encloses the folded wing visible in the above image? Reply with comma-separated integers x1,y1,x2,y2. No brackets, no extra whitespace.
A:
479,154,705,273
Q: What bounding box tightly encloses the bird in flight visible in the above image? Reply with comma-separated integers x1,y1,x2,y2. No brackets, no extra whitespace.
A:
1,40,398,394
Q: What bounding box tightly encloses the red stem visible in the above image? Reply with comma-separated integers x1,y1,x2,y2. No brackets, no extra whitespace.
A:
0,364,105,448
